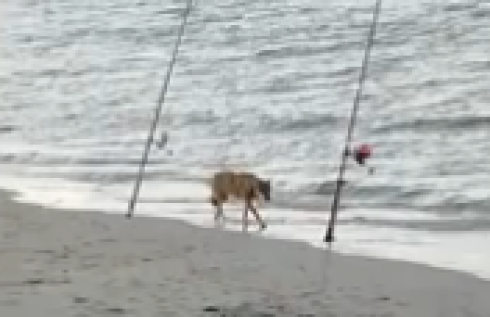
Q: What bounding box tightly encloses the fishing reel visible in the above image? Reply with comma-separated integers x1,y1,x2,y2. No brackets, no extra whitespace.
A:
155,131,168,149
348,143,375,175
155,131,173,156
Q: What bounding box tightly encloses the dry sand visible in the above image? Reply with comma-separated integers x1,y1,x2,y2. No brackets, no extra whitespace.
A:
1,190,489,316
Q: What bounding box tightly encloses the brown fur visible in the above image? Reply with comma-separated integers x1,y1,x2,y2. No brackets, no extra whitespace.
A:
210,170,271,230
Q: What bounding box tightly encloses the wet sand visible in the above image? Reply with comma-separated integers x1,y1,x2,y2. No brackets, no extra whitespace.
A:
1,190,489,316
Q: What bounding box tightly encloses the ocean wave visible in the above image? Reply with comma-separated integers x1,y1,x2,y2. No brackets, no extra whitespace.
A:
471,7,490,19
172,110,342,134
372,116,490,133
256,44,329,61
258,113,341,133
443,3,477,12
342,216,490,232
0,125,17,133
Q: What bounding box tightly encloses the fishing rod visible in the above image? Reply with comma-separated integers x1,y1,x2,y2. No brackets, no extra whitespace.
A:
127,0,193,218
324,0,383,243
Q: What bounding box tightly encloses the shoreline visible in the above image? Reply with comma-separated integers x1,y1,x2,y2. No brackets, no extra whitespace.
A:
1,188,490,316
3,175,490,282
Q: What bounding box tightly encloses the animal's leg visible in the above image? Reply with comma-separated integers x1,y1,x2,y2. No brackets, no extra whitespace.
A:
242,203,249,232
212,197,224,223
246,189,267,230
216,204,225,222
247,201,267,230
212,191,227,222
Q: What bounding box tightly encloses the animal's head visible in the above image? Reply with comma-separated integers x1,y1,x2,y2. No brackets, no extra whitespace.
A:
258,179,271,201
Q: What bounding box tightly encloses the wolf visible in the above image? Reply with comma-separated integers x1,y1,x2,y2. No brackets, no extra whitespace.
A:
209,170,271,230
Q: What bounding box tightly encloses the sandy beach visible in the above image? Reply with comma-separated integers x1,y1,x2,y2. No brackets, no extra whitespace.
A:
1,189,489,317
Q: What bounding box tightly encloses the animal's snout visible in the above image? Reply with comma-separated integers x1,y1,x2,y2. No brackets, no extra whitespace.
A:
259,179,272,202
